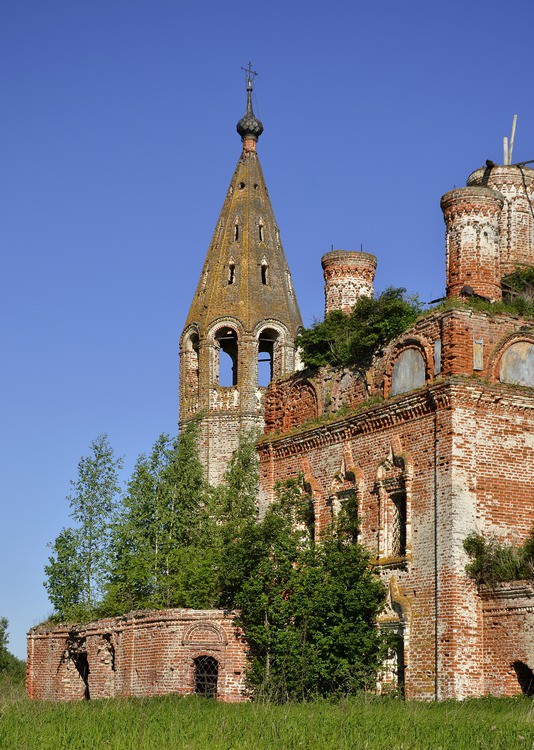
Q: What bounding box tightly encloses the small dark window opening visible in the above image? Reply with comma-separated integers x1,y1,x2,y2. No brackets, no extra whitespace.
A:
73,652,90,700
228,263,235,285
258,328,278,386
194,655,219,698
259,223,264,242
261,263,268,285
234,223,239,241
391,491,407,557
394,634,405,696
216,328,238,386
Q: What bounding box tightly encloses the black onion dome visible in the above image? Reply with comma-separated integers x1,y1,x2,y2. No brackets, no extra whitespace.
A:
236,80,264,141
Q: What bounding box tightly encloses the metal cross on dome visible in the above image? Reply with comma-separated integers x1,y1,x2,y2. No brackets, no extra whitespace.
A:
241,61,258,84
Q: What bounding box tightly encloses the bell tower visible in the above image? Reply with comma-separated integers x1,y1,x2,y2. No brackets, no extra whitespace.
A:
179,70,302,485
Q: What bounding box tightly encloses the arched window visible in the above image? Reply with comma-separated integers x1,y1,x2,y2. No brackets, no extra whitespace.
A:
194,656,218,698
215,328,238,386
258,328,278,386
499,341,534,387
391,348,426,396
234,219,239,241
260,255,269,286
391,491,407,557
259,220,265,242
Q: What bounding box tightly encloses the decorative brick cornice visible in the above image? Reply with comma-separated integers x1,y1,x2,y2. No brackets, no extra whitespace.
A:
258,377,533,459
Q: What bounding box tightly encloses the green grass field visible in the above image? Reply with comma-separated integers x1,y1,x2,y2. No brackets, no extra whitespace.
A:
1,678,532,750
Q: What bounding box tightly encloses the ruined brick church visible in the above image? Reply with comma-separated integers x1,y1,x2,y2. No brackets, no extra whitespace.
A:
27,77,533,702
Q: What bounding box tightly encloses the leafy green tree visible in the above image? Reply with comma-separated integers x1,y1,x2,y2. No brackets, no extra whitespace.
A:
217,429,260,541
43,528,85,620
296,288,422,377
0,618,26,681
104,425,219,614
220,479,387,701
44,435,122,620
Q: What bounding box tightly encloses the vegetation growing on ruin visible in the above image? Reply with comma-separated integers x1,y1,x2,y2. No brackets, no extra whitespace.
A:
463,530,534,588
431,266,534,320
43,432,389,700
296,287,423,371
1,691,532,750
220,477,386,700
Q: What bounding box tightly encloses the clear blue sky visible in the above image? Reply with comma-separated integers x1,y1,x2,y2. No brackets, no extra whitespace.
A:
2,0,533,659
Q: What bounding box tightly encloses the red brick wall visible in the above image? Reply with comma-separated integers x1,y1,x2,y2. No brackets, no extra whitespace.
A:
258,375,534,700
481,583,534,696
27,610,248,702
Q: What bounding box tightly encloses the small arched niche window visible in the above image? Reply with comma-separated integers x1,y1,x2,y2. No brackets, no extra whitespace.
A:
261,257,269,286
215,327,238,387
228,257,236,285
194,655,218,698
259,219,265,243
258,328,279,386
234,218,239,242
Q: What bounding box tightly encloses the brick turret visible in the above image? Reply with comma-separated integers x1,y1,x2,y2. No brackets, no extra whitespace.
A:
321,250,377,315
467,164,534,276
441,186,504,301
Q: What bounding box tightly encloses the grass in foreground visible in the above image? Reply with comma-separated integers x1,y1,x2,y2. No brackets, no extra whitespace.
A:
1,680,532,750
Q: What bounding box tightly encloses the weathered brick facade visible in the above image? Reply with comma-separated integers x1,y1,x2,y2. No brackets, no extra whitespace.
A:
258,304,534,699
27,610,248,702
28,87,534,702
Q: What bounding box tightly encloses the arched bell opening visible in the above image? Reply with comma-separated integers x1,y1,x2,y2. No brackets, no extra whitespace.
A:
184,331,200,396
215,328,238,387
257,328,279,386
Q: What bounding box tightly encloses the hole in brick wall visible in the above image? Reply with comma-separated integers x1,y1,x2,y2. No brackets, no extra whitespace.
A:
194,655,219,698
238,182,245,189
513,661,534,696
73,652,90,700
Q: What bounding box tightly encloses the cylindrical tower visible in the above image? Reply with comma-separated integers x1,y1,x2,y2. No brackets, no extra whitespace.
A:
467,165,534,276
321,250,377,316
440,187,504,301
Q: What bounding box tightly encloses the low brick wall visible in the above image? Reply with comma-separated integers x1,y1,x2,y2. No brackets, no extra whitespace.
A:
27,609,248,702
481,582,534,696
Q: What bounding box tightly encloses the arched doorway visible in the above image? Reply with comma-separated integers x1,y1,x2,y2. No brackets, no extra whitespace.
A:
194,655,219,698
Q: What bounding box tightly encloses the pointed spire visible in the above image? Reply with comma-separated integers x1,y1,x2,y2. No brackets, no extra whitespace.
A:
237,63,263,150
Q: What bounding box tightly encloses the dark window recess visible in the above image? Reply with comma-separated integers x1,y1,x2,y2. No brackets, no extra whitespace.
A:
259,224,264,242
194,655,219,698
261,264,268,285
234,223,239,241
392,491,407,557
228,263,235,285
